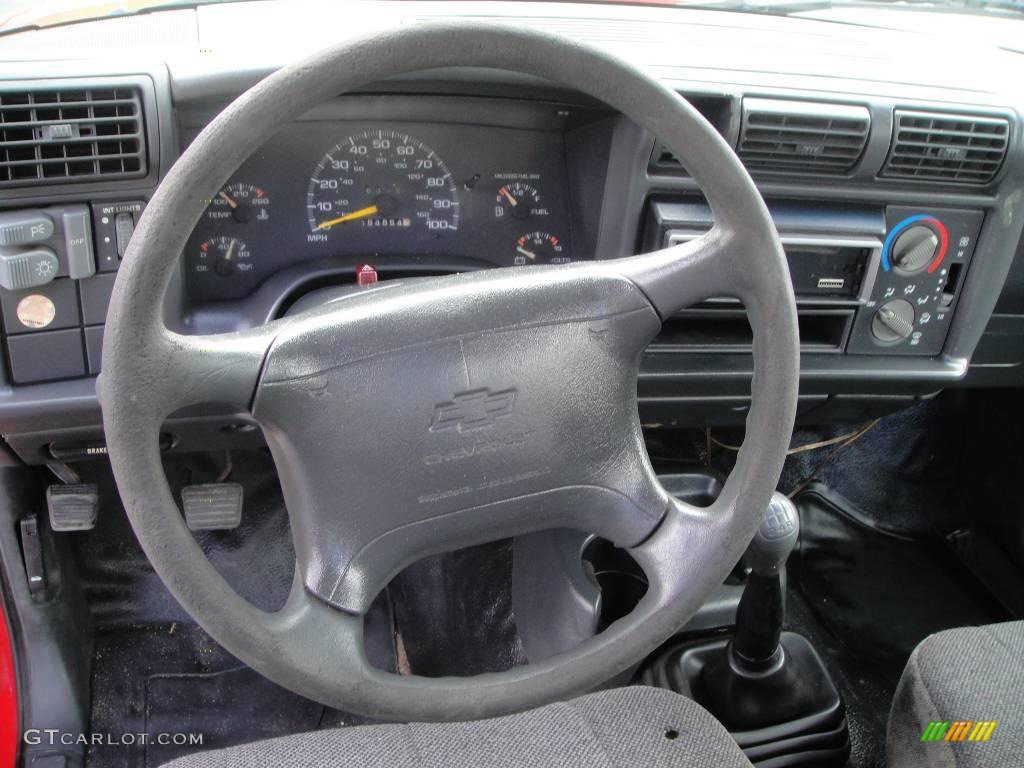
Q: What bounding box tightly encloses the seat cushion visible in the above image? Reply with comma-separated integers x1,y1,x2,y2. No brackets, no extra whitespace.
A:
887,620,1024,768
162,685,753,767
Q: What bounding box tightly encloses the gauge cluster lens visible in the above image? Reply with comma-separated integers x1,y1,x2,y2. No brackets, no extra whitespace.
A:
307,130,459,237
184,119,580,304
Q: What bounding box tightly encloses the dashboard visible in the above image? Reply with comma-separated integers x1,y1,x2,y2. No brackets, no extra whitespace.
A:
1,1,1024,466
183,113,581,304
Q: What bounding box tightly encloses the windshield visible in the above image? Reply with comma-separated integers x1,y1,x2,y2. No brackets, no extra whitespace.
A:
0,0,230,33
1,0,1022,34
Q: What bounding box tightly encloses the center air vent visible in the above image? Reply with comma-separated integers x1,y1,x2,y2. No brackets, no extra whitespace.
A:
0,87,147,188
738,98,870,175
881,110,1009,186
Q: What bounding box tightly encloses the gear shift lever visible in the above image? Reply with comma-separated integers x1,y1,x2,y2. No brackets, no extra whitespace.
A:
698,491,843,739
643,490,848,765
731,493,799,673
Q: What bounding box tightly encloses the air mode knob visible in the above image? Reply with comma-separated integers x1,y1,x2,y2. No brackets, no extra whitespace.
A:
891,225,938,275
872,299,915,343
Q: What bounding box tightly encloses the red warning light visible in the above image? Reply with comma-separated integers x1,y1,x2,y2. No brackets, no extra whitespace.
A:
356,263,378,286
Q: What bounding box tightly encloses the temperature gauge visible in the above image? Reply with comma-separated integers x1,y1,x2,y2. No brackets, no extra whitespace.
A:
514,232,568,265
496,182,548,220
195,236,253,278
206,183,271,224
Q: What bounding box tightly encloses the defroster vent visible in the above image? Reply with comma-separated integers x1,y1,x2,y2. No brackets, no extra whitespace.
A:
0,87,147,188
738,98,870,175
881,110,1009,185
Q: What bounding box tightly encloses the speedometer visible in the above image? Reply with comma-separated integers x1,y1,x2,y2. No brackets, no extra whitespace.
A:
307,130,460,237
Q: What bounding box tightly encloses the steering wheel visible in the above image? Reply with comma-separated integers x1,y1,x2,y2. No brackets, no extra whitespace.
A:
99,21,798,721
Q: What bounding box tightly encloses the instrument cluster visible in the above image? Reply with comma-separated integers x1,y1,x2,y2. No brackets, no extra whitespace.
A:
184,121,578,303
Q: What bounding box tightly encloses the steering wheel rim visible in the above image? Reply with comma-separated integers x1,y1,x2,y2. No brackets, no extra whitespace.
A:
99,21,799,721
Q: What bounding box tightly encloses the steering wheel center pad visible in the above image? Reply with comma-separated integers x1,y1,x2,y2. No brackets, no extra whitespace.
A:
255,266,665,612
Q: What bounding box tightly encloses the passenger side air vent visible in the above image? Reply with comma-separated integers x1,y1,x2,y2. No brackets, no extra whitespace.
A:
0,87,147,188
881,110,1009,185
738,98,870,175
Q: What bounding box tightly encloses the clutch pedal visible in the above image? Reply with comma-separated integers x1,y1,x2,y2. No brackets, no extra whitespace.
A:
46,483,99,532
181,483,243,531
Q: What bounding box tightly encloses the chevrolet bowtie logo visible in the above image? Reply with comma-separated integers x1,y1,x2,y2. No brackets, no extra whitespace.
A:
430,388,517,433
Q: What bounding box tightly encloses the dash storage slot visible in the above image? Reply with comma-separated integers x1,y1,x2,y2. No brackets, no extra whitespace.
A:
651,308,853,353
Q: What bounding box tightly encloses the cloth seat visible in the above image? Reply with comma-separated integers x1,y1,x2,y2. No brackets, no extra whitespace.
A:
163,685,753,767
887,620,1024,767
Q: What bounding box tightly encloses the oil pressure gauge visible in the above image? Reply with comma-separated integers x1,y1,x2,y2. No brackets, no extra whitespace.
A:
194,236,253,278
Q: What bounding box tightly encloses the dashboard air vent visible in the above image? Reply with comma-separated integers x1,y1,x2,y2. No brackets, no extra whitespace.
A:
881,110,1009,185
0,87,146,188
738,98,870,175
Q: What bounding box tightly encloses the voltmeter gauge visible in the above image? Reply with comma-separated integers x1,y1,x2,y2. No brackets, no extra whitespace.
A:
205,183,271,224
495,182,547,220
194,236,253,278
514,232,568,265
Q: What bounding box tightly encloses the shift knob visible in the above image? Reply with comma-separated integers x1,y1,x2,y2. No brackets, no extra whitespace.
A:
730,492,800,672
744,493,800,577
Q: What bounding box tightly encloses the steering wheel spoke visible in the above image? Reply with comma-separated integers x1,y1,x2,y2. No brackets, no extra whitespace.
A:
616,226,749,317
158,323,281,415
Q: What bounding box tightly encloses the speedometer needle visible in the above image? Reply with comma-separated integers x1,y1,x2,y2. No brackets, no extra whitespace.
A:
317,204,379,230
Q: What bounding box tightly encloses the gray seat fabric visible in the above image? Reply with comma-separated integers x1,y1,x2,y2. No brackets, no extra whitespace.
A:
163,685,753,767
887,620,1024,768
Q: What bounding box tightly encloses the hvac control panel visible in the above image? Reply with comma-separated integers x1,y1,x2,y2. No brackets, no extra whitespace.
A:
643,197,984,359
0,201,144,384
848,206,983,357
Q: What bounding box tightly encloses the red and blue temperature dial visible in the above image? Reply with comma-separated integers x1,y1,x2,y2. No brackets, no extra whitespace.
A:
881,214,948,274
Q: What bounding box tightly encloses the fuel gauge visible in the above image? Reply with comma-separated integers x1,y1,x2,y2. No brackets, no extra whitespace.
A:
514,232,568,265
496,182,548,220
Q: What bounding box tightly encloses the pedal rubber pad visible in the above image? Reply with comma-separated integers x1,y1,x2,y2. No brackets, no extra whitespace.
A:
181,483,243,531
46,484,99,532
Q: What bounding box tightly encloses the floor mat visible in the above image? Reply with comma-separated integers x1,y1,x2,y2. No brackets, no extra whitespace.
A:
790,484,1009,768
86,616,395,768
86,624,323,767
77,450,526,764
144,666,322,766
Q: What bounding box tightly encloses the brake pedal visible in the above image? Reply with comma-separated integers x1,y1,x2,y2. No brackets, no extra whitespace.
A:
46,484,99,532
181,483,243,531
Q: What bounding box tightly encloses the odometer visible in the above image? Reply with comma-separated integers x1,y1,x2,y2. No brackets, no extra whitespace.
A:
307,130,459,237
